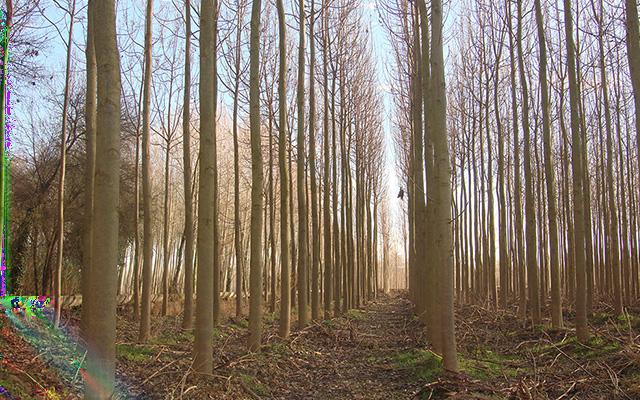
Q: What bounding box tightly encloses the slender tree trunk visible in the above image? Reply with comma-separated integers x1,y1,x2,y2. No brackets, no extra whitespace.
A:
54,0,76,327
248,0,264,351
182,0,194,330
83,0,120,395
322,0,333,319
507,0,526,319
194,0,216,371
564,0,589,341
625,0,640,174
212,2,221,328
139,0,154,342
81,0,96,337
534,0,562,328
430,0,458,371
233,4,243,318
162,144,171,316
516,0,541,325
277,0,291,337
309,0,320,321
297,0,309,328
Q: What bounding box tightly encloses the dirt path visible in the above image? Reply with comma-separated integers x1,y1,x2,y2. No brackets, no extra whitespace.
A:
110,293,428,399
267,294,425,399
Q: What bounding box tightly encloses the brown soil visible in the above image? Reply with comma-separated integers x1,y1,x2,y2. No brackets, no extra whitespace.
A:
1,293,639,399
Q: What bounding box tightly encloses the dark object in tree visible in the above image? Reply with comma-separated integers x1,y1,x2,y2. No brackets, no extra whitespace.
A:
397,188,404,200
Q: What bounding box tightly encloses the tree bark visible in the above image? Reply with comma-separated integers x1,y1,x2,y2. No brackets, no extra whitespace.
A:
83,0,120,396
516,0,541,326
534,0,562,328
297,0,309,328
430,0,458,372
563,0,589,341
194,0,216,371
182,0,194,330
80,0,96,337
248,0,264,351
139,0,154,343
276,0,291,338
54,0,76,327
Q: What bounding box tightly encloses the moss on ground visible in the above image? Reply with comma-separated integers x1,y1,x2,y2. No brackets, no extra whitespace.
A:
116,343,154,362
392,349,442,381
531,335,620,359
346,309,366,320
238,373,271,397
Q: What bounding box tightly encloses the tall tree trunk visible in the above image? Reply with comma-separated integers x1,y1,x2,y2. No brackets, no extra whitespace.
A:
162,144,171,316
81,0,96,337
233,2,244,318
277,0,291,337
516,0,541,325
83,0,120,395
194,0,216,371
269,105,277,313
563,0,589,341
182,0,194,330
430,0,458,371
625,0,640,174
534,0,562,328
507,0,526,320
597,1,622,315
309,0,320,321
54,0,77,327
248,0,264,351
297,0,309,328
212,1,221,328
322,0,333,319
139,0,154,342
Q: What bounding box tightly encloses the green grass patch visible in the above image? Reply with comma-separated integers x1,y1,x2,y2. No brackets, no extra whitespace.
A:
531,336,620,359
263,342,291,359
346,309,365,320
459,349,524,380
151,330,195,345
591,312,610,326
230,319,249,330
116,343,154,362
321,318,335,328
392,349,442,381
616,314,640,330
238,373,271,397
263,312,277,324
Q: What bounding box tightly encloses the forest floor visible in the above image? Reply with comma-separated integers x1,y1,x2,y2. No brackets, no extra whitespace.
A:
1,292,640,399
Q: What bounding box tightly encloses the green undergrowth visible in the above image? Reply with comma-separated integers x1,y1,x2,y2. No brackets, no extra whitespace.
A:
392,349,442,381
460,349,525,380
621,368,640,396
616,314,640,330
238,373,271,397
151,330,194,345
531,335,621,359
321,318,336,328
116,343,154,362
346,309,365,320
591,312,640,331
392,347,527,383
230,319,249,330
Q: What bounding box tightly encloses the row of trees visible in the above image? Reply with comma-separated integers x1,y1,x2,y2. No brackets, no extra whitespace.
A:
387,0,640,362
12,0,402,396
